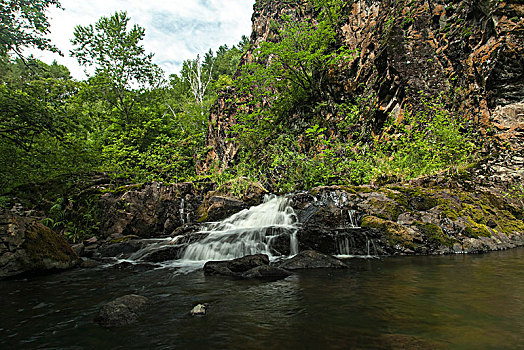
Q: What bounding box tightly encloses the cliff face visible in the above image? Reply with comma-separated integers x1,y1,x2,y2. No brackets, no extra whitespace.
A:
201,0,523,174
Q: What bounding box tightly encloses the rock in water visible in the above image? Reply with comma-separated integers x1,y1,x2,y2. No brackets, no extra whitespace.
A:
0,212,79,279
241,265,291,280
190,304,208,316
276,250,348,270
203,254,291,280
95,294,148,328
203,254,270,276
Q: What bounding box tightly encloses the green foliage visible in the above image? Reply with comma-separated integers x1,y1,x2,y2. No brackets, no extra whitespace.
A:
71,11,164,131
215,93,476,192
0,0,62,57
372,94,476,180
232,2,356,168
42,195,100,243
0,67,100,191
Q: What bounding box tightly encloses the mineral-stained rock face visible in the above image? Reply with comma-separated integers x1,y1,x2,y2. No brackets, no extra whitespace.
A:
200,0,524,171
0,212,78,279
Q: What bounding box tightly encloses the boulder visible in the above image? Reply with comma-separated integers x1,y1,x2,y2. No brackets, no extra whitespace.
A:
96,239,146,258
203,254,270,276
95,294,148,328
203,254,291,280
0,212,78,279
140,245,183,263
198,196,248,222
276,250,348,270
241,265,291,280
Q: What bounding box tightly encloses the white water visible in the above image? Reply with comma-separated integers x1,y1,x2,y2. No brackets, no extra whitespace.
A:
181,195,299,262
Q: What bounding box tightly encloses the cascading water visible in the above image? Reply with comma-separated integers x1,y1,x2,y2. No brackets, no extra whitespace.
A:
181,195,299,262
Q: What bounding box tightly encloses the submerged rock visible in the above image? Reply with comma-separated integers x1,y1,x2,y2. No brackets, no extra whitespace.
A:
241,265,291,280
276,250,348,270
0,212,79,279
204,254,270,276
95,294,148,328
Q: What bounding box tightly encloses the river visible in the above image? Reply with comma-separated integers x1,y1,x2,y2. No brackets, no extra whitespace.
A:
1,248,523,349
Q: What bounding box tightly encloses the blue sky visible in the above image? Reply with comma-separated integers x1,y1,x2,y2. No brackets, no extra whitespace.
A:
28,0,255,79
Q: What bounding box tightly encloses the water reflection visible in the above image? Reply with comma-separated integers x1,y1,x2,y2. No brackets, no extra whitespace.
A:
0,248,522,349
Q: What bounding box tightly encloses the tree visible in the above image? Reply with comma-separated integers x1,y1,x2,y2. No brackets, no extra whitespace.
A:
0,0,62,57
0,57,70,88
183,54,213,117
70,11,163,131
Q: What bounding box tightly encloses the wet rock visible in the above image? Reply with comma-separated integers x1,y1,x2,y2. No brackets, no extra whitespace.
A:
98,182,201,239
241,265,291,280
96,240,147,258
95,294,148,328
71,243,85,256
109,261,159,271
296,225,338,255
84,237,98,245
276,250,348,270
203,254,270,277
198,196,248,222
80,258,101,268
190,304,208,316
140,245,183,263
0,212,79,279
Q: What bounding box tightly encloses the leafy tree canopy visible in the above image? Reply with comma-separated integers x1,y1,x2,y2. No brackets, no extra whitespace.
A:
0,0,62,57
70,11,163,90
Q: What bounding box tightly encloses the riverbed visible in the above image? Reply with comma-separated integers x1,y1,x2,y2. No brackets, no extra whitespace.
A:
1,248,523,349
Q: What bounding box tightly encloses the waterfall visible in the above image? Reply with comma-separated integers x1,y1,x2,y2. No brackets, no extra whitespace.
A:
181,195,298,262
337,236,351,255
347,210,359,228
180,198,186,224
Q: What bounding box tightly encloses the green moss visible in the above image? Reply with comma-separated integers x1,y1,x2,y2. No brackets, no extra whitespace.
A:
380,188,409,207
382,185,438,211
438,201,460,221
101,183,144,194
197,211,208,223
361,215,416,250
463,219,492,238
366,197,406,221
496,210,524,236
23,222,77,266
414,221,455,247
463,204,487,225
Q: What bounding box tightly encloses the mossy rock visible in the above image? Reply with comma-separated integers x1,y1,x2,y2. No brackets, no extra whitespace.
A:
23,222,78,267
383,186,438,211
413,222,455,247
361,215,416,250
365,197,406,221
1,215,79,278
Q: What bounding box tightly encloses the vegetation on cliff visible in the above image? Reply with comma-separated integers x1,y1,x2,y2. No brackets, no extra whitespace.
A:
1,0,522,244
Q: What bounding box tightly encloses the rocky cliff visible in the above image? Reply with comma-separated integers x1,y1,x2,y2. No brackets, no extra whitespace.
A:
201,0,523,178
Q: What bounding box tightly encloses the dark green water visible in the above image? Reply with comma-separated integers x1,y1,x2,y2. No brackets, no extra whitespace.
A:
1,248,523,349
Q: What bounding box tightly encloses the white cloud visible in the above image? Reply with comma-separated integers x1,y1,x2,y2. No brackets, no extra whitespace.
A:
26,0,254,80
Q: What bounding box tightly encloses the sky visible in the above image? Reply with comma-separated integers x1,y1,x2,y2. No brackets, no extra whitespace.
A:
27,0,255,80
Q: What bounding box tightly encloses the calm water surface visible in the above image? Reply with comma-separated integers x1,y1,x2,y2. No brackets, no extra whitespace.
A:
1,248,523,349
